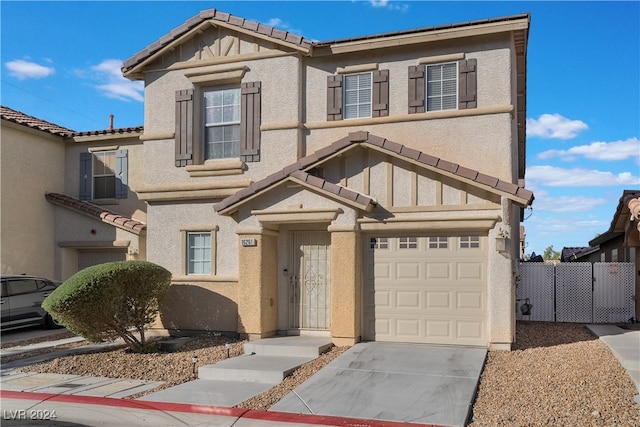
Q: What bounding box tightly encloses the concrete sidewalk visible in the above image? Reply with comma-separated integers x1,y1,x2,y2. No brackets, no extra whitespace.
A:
586,324,640,404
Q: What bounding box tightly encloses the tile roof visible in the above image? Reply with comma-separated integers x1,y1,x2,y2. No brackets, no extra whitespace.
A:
73,126,144,137
122,9,529,76
122,8,313,75
45,193,146,235
561,246,598,262
214,131,534,214
589,189,640,245
1,105,74,136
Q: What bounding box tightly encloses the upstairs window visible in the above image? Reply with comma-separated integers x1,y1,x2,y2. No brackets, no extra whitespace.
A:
174,82,261,167
344,73,372,119
327,70,389,120
426,62,458,111
79,150,128,201
204,88,241,160
408,59,477,113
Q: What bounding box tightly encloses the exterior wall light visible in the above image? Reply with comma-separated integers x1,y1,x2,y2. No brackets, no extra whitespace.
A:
495,230,508,253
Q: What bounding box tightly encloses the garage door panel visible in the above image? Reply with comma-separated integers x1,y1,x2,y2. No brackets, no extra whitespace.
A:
457,262,484,280
426,262,451,279
426,291,451,309
456,292,484,310
364,235,487,345
396,291,421,308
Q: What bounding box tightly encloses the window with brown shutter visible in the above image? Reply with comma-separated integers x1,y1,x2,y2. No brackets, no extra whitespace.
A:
408,60,477,113
327,75,343,121
458,58,477,109
372,69,389,117
240,82,261,162
408,65,426,113
175,89,194,167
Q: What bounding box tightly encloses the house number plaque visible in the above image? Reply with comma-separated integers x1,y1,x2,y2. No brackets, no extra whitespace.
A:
241,238,257,247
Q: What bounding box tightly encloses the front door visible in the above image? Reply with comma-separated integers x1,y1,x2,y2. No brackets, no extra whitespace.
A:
289,231,331,330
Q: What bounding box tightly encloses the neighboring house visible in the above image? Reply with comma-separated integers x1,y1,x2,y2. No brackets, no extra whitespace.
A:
121,9,533,349
0,106,147,280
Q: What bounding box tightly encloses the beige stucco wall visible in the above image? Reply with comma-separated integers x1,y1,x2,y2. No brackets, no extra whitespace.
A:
1,122,65,278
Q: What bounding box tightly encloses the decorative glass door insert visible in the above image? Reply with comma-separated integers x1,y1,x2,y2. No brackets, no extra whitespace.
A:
289,231,331,330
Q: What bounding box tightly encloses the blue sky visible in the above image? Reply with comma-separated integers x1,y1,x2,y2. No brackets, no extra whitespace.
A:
2,1,639,256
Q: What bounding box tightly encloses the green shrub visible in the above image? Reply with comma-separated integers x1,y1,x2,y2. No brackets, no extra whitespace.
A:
43,261,171,352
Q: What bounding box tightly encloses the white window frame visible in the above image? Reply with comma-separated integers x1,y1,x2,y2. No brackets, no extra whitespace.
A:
428,236,448,249
460,236,480,249
187,232,211,275
426,62,458,112
344,72,372,119
203,87,241,160
92,150,116,200
399,237,418,249
370,237,389,249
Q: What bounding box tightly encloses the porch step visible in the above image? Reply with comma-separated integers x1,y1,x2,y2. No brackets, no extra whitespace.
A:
198,354,314,383
244,336,333,358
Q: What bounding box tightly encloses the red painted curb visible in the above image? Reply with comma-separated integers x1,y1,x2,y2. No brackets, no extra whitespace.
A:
0,390,444,427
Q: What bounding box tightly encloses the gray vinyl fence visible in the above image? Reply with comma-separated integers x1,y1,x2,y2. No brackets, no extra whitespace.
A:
516,262,635,323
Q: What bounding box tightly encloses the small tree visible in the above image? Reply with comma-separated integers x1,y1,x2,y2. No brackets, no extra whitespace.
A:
543,245,561,261
43,261,171,352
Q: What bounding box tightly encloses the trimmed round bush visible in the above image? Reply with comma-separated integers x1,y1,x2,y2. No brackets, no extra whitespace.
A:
43,261,171,352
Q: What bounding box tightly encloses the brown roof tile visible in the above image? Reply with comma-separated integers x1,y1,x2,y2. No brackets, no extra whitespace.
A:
1,105,74,136
214,131,534,214
45,193,146,235
122,8,313,75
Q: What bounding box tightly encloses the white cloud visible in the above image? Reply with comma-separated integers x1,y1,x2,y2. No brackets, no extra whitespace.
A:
527,165,640,187
527,113,588,139
90,59,143,102
531,194,608,213
539,137,640,162
369,0,409,12
5,59,55,80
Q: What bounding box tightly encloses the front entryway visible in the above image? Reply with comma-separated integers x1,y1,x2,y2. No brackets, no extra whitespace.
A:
289,231,331,330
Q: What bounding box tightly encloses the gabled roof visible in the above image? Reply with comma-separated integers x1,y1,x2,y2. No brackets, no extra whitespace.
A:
121,8,313,77
1,105,74,137
122,9,529,78
214,131,534,215
45,193,146,235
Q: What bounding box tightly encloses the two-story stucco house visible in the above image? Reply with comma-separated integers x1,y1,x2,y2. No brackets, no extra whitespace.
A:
1,106,147,280
119,9,533,349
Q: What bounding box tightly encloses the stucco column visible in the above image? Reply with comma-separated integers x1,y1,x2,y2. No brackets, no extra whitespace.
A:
237,228,278,340
329,226,361,346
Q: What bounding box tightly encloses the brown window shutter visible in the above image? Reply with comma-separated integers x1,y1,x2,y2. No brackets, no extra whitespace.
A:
175,89,194,167
408,65,425,113
327,75,343,121
79,152,92,200
458,58,477,109
240,81,261,162
372,69,389,117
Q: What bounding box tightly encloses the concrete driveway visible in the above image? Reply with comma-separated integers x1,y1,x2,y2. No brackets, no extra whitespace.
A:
270,342,487,427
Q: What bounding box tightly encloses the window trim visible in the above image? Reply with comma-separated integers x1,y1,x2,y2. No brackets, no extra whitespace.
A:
426,62,458,112
343,72,373,120
203,87,241,161
181,226,218,276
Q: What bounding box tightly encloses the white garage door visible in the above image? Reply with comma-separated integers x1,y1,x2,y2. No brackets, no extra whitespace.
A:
363,235,487,346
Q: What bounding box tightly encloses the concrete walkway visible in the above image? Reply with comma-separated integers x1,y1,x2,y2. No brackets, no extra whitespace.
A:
586,324,640,404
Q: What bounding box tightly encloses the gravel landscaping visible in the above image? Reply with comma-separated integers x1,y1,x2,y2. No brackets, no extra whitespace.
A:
4,322,640,426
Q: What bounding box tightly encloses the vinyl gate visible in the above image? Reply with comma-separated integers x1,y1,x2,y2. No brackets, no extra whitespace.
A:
516,262,635,323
